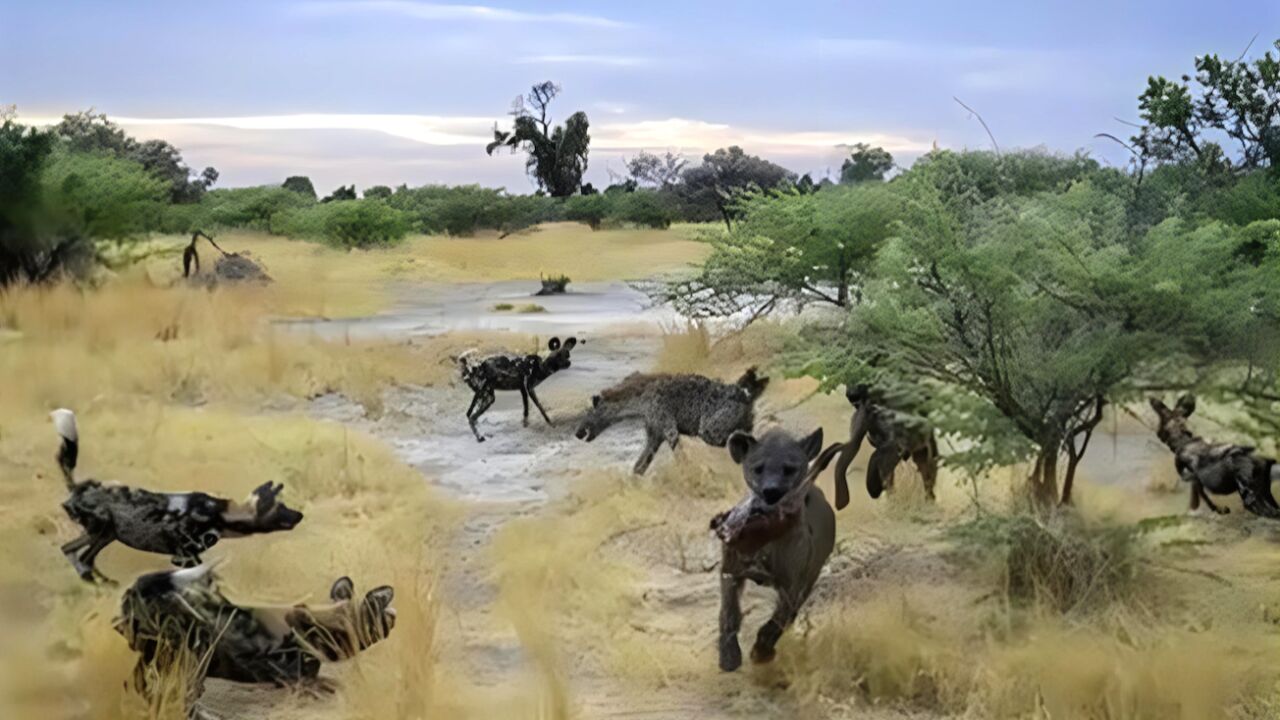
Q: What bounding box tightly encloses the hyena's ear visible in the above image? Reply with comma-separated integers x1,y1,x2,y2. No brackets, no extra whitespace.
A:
591,394,602,408
366,586,395,609
548,337,562,352
728,431,757,464
331,576,355,602
1175,394,1197,417
800,428,824,460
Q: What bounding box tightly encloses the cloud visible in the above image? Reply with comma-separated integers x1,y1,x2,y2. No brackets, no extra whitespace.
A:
21,113,930,156
515,54,650,67
295,1,629,28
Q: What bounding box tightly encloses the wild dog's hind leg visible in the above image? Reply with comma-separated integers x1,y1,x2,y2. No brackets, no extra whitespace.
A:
77,533,118,584
913,437,938,501
519,388,531,427
718,573,745,671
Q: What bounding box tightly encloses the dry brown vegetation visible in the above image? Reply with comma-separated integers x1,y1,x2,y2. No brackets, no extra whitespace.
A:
3,226,1279,719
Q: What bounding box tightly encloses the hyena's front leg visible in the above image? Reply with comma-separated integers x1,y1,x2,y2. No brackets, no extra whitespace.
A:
718,573,746,671
632,425,665,475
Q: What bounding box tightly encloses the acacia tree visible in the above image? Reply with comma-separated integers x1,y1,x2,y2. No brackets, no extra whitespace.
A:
626,150,686,188
53,111,217,202
1130,39,1280,171
662,182,901,322
282,175,318,200
486,81,590,197
840,143,894,184
678,146,795,229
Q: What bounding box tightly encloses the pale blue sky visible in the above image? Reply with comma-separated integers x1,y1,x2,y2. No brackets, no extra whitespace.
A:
3,1,1276,194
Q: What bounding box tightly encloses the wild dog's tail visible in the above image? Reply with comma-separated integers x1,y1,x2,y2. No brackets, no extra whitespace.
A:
50,408,79,490
736,367,770,401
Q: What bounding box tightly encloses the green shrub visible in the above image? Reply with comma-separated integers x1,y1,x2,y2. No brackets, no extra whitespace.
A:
196,186,314,231
948,513,1139,614
272,200,410,248
563,193,609,229
492,303,514,311
609,189,675,229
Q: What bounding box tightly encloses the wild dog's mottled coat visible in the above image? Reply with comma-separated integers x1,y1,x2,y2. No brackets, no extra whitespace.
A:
117,565,396,709
831,384,938,508
1150,394,1280,517
459,336,578,442
574,368,770,474
50,409,303,582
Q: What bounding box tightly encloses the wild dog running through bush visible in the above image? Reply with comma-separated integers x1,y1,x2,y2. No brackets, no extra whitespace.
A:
49,409,304,583
116,564,396,713
574,367,770,475
457,336,578,442
1149,394,1280,518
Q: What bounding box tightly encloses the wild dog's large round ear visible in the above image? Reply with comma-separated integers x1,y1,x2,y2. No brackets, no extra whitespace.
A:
331,576,355,602
366,586,395,609
563,337,577,350
800,428,824,460
845,384,870,406
1148,397,1167,415
548,337,562,351
727,431,757,464
1175,394,1197,417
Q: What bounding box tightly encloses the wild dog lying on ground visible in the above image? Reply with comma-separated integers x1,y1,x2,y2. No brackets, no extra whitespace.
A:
574,368,770,475
458,336,578,442
831,384,938,508
50,409,303,583
710,428,839,671
1149,394,1280,518
116,565,396,712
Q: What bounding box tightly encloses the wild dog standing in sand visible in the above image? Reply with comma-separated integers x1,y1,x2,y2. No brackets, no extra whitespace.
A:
117,564,396,711
710,428,840,671
831,384,939,508
574,368,770,475
50,409,303,582
458,336,578,442
1149,394,1280,518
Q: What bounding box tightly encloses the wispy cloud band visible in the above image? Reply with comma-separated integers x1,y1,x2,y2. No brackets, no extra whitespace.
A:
296,1,629,28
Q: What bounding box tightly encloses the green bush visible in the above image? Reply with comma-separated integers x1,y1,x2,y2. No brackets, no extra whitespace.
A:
387,184,561,236
195,186,314,231
271,199,410,248
608,189,675,229
563,193,608,229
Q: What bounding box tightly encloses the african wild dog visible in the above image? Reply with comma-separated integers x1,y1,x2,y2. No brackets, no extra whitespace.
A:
831,384,939,508
1149,394,1280,518
574,368,770,475
458,336,578,442
50,409,303,583
116,564,396,710
710,427,838,671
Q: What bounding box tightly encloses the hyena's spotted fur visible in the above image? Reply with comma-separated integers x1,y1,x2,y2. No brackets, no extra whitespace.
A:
50,409,303,583
574,368,770,474
117,565,396,711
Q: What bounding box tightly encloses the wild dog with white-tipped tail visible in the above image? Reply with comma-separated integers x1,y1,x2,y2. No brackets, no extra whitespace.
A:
49,409,304,583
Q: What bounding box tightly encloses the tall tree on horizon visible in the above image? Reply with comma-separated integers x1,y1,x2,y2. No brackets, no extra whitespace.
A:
486,81,591,197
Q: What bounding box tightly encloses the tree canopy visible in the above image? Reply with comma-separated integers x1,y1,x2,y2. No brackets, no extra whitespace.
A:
677,146,796,228
53,111,217,203
486,81,591,197
840,143,894,184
